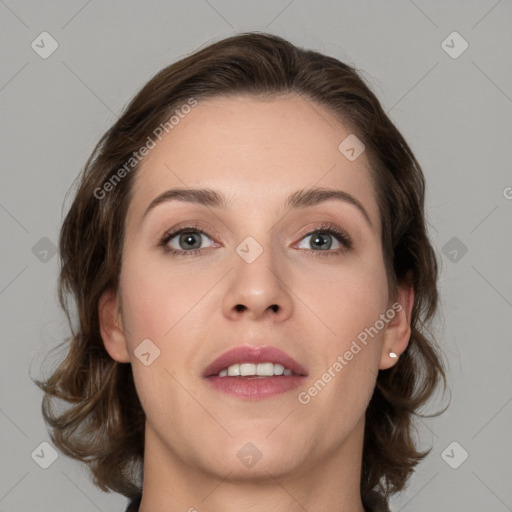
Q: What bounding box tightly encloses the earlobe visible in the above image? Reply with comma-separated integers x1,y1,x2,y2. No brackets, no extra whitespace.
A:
98,288,131,363
379,272,415,370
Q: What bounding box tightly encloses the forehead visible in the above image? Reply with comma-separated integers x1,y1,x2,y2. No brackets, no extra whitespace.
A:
127,93,379,230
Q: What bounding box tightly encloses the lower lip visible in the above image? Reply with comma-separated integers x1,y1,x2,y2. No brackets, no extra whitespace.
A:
205,375,306,400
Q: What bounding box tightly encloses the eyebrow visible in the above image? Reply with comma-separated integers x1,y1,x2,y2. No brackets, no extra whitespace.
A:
142,186,373,229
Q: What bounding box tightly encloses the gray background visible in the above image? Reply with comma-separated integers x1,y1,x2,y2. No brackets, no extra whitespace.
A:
1,1,511,511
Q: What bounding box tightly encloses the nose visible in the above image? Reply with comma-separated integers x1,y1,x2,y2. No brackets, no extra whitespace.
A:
222,241,294,322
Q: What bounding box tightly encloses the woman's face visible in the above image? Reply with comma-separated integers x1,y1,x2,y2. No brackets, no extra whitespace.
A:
101,93,410,481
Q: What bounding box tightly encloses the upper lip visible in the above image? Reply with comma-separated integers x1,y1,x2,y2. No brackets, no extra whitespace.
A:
202,345,308,377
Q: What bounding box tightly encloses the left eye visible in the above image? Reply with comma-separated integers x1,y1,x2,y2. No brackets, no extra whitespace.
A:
296,230,344,251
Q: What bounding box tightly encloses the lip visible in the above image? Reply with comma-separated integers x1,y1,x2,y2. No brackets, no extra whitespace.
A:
202,345,308,401
202,345,308,378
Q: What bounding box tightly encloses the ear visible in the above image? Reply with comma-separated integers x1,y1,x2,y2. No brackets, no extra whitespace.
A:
379,271,415,370
98,288,131,363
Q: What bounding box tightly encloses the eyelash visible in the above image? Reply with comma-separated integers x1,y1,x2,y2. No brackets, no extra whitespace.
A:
158,223,352,258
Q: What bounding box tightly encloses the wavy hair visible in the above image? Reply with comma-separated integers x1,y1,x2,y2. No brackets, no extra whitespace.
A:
35,32,449,508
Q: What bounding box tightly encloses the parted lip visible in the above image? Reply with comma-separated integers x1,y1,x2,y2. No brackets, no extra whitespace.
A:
202,345,308,378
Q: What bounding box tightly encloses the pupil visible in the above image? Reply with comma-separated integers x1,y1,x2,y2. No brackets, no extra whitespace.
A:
312,233,331,250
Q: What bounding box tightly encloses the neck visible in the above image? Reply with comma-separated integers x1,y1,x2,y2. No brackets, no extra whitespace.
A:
138,417,367,512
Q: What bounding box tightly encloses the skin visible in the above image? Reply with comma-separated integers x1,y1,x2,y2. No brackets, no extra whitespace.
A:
99,93,414,512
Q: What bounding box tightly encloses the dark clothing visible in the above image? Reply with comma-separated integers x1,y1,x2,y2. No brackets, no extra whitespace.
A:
125,490,390,511
125,494,142,512
362,490,391,512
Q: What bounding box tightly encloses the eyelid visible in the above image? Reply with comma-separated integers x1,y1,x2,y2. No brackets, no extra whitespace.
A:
159,220,219,242
296,223,350,241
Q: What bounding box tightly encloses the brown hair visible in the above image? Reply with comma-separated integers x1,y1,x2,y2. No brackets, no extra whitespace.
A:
35,32,449,507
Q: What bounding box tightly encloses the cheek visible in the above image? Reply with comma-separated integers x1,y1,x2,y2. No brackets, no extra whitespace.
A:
298,267,387,432
119,253,204,345
297,256,389,345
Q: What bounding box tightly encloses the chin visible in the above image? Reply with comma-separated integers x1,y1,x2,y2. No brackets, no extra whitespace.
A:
203,434,307,480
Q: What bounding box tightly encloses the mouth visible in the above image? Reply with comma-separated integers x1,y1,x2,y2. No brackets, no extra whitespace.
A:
202,345,308,400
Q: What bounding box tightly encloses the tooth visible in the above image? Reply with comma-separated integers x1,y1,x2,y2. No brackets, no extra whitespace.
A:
240,363,257,376
273,363,285,376
256,363,274,376
218,362,295,377
227,364,240,376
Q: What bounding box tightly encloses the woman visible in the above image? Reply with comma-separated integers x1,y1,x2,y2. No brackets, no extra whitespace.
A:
37,32,448,512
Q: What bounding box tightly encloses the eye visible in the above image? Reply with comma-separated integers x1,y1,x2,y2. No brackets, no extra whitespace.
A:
159,226,216,255
295,224,352,256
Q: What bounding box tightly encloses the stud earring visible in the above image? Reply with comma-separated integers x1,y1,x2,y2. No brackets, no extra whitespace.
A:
389,350,398,359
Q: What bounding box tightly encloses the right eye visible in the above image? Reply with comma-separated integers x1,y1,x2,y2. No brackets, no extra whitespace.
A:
159,227,216,256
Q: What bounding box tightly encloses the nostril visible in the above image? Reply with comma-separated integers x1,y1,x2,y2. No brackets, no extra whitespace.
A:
233,304,279,313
